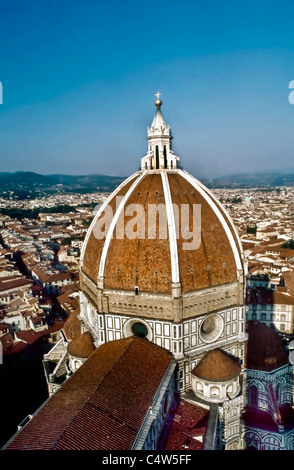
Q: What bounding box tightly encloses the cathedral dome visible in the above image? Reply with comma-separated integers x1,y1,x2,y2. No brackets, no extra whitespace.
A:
191,348,242,403
67,331,96,359
80,98,244,299
191,348,241,382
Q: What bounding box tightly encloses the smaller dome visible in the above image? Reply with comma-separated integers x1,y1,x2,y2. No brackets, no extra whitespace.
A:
67,331,96,359
63,309,81,341
192,349,241,382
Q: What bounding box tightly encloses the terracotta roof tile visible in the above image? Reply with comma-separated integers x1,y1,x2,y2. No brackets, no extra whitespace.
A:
191,348,241,382
247,287,294,306
5,336,172,450
0,276,32,293
246,320,288,372
162,399,209,450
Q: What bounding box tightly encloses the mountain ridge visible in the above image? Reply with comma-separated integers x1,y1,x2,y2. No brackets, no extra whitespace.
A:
0,171,127,197
0,170,294,198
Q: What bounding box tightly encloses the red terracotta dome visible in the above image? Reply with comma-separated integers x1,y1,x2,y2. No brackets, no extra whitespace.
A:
192,348,241,382
67,331,96,359
80,170,243,294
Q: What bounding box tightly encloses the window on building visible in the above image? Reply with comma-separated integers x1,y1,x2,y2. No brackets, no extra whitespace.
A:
163,145,167,169
196,382,203,394
155,146,159,169
132,322,148,338
210,386,220,397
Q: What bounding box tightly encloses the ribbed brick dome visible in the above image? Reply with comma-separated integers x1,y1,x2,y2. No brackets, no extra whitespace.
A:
80,169,243,295
192,348,241,382
67,331,96,359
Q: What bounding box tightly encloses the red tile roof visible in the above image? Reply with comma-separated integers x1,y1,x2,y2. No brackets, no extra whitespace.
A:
0,276,32,293
0,332,14,351
15,329,46,345
46,271,75,283
5,336,173,450
247,287,294,306
246,321,288,372
1,333,28,355
162,399,209,450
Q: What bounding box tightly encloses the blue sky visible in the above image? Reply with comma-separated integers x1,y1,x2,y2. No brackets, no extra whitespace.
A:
0,0,294,179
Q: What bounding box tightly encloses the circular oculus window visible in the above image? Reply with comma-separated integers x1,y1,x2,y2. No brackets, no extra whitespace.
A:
123,318,152,341
199,314,224,343
132,322,148,338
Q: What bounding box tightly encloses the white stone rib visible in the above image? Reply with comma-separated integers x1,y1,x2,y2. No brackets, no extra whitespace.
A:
178,169,242,272
186,171,243,255
98,170,147,281
80,171,140,264
161,170,180,284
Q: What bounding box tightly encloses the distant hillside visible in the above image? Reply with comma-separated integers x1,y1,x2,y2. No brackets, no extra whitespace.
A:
211,171,294,188
0,169,294,199
0,172,126,198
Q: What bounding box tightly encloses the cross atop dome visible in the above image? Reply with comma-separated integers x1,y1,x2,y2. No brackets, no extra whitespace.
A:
141,94,180,171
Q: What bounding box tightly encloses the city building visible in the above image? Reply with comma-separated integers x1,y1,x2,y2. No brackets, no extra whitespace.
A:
247,286,294,335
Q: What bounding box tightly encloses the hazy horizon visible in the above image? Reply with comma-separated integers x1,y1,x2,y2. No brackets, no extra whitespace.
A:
2,165,294,182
